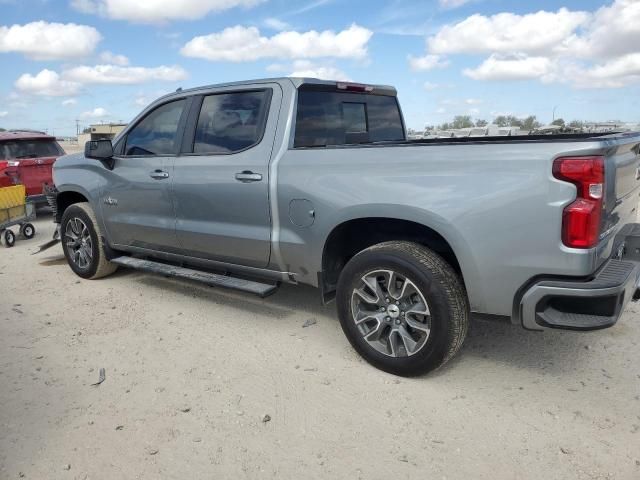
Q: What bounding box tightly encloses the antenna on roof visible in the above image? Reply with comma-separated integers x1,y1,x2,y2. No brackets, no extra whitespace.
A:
176,87,183,92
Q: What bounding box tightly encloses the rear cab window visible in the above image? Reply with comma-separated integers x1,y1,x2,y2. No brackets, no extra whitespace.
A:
0,138,64,160
192,90,271,154
294,84,406,148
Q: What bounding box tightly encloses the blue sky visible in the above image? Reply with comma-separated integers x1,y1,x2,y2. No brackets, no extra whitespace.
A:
0,0,639,135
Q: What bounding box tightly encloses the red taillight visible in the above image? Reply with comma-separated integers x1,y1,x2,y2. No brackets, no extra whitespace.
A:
553,156,605,249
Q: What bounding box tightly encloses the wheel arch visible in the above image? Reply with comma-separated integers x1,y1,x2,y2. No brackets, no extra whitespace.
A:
54,189,90,223
319,210,478,305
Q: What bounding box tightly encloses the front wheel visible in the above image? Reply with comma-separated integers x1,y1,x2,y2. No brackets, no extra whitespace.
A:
336,241,469,376
61,202,118,279
1,229,16,248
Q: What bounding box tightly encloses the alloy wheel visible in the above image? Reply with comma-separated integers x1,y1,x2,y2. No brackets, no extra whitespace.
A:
64,217,93,269
350,269,431,357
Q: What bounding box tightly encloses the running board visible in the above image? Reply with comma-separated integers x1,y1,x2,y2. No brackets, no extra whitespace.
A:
110,256,279,297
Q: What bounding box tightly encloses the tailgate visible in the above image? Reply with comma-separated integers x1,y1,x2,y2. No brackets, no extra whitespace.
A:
614,144,640,200
601,135,640,255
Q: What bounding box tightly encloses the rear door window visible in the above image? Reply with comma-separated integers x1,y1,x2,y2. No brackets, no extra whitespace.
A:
0,139,64,159
294,89,405,148
192,90,270,154
124,99,186,156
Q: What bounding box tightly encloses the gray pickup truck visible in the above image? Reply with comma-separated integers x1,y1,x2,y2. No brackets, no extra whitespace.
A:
50,77,640,376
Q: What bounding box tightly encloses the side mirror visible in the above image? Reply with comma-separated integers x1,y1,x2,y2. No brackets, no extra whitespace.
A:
85,139,113,160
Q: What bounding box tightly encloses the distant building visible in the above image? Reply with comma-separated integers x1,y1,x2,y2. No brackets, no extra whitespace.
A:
77,123,127,146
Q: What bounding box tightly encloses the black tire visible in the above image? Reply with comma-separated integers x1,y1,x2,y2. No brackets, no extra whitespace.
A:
20,223,35,239
1,229,16,248
60,202,118,279
336,241,469,376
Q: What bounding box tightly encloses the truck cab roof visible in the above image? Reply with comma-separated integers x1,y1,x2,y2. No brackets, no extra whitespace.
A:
161,77,397,102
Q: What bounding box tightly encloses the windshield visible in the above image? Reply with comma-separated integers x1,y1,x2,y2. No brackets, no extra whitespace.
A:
0,139,64,160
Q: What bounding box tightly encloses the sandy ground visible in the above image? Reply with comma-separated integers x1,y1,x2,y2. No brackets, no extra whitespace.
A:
1,216,639,480
59,142,83,156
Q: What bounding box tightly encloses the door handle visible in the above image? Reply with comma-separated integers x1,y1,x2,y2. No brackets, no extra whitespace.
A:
150,169,169,180
235,171,263,183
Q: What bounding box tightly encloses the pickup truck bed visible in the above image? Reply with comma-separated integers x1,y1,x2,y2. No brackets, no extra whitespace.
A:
49,77,640,376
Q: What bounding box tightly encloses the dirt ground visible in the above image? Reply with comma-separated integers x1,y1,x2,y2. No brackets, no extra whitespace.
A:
1,216,639,480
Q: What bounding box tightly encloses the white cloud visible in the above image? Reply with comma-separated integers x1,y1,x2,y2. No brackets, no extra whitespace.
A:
133,89,171,107
15,70,82,96
266,63,286,72
99,50,129,65
465,98,482,105
408,54,449,71
561,0,640,60
427,8,588,56
439,0,470,9
263,17,290,31
181,24,372,62
14,62,187,97
288,60,350,81
419,1,640,89
62,98,78,106
80,107,108,119
71,0,265,23
0,111,8,118
0,21,101,60
586,54,640,82
463,54,554,81
568,53,640,89
64,64,187,85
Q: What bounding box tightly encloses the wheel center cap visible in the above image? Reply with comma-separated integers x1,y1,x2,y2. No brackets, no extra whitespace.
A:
387,304,400,318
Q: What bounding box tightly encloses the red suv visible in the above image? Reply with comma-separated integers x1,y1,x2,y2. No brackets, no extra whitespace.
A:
0,130,65,203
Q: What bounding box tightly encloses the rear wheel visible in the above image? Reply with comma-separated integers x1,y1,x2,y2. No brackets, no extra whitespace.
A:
20,223,35,239
61,202,117,279
336,241,469,376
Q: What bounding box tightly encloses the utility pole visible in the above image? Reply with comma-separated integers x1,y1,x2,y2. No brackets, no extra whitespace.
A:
552,105,559,122
75,119,80,136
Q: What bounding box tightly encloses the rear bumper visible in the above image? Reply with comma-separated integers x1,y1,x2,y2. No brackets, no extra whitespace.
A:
519,226,640,331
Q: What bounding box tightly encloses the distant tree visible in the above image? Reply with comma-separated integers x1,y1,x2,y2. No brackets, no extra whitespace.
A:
551,118,566,127
475,119,488,127
522,115,541,130
568,120,584,129
451,115,474,129
0,127,5,132
438,122,452,130
504,115,522,127
82,127,91,134
424,125,435,131
493,115,508,127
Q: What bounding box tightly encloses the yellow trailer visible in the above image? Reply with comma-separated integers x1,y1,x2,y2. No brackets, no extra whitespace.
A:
0,185,36,247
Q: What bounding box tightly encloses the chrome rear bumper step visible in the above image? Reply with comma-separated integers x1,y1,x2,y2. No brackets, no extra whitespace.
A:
111,256,279,297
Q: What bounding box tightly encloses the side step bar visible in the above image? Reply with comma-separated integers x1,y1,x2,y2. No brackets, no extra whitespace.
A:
110,256,279,298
